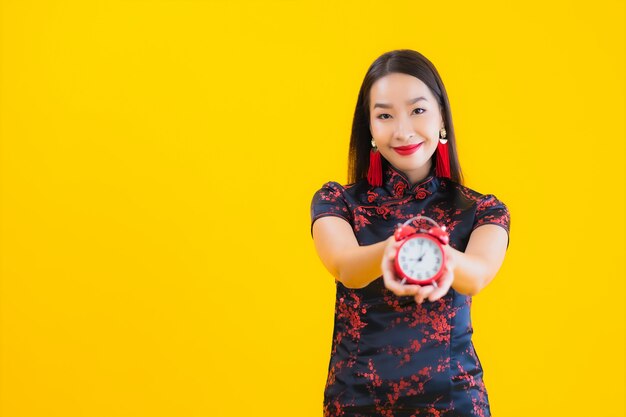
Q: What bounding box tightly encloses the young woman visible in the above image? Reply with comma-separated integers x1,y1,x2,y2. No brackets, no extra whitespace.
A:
310,49,510,417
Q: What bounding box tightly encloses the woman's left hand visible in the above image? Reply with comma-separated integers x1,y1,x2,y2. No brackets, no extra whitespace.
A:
414,243,457,304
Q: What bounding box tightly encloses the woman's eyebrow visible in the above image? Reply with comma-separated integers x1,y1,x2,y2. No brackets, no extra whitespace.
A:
373,96,428,109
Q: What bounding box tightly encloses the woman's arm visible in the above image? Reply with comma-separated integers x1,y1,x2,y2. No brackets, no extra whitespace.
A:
446,224,509,297
312,217,509,296
311,216,388,289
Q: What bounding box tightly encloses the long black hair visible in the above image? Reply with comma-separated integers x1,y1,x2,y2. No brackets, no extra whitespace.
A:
347,49,464,185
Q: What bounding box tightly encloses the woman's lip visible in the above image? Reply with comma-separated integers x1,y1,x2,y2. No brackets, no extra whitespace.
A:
393,142,423,155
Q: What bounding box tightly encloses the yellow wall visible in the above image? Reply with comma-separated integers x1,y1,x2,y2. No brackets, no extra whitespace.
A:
1,1,624,416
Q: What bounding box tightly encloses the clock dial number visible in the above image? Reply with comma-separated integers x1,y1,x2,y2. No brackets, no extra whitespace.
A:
398,237,444,281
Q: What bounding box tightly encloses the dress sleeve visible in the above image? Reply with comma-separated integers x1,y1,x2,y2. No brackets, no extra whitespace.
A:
471,194,511,249
310,181,353,237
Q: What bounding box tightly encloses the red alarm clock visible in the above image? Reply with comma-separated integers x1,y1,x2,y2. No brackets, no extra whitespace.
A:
393,215,450,286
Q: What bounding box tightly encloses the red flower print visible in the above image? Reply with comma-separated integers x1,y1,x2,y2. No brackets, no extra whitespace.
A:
393,181,406,197
416,188,432,200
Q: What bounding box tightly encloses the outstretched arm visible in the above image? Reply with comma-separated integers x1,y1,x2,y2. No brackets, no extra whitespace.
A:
311,216,389,289
412,224,509,303
447,224,509,297
312,217,509,298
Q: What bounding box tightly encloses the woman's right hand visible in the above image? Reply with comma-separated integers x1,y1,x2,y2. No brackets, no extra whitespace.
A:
381,235,422,298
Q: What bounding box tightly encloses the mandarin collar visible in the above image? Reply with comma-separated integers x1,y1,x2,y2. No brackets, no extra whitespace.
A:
383,163,440,200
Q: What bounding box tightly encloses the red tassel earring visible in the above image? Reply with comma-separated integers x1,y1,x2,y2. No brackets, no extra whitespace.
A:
367,138,383,187
435,127,451,179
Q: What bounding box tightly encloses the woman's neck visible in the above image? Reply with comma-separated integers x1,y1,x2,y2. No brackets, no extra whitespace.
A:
402,159,433,186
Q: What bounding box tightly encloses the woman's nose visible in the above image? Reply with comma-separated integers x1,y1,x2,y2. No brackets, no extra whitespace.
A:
394,117,416,141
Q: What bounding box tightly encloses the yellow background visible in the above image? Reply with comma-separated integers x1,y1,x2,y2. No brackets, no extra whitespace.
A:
1,1,624,416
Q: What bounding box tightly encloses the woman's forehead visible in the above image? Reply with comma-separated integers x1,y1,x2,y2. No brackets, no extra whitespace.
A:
370,74,433,103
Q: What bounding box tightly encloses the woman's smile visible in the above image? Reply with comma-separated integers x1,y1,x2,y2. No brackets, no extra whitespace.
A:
393,142,423,155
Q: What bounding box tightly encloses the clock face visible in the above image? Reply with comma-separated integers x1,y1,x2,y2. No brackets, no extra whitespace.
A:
397,236,444,282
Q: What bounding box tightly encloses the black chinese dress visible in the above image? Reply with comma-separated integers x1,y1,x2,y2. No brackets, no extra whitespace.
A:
310,162,511,417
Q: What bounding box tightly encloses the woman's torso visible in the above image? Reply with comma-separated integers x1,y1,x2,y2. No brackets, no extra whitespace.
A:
313,163,504,417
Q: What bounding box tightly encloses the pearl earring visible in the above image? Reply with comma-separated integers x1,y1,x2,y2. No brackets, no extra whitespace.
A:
439,127,448,145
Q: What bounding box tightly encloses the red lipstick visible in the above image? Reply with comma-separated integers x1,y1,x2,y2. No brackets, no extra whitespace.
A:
393,142,423,156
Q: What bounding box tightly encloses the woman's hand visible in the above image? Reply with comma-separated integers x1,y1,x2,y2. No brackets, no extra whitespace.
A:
381,236,457,304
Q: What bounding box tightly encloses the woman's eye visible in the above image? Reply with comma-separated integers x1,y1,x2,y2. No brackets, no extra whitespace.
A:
376,109,424,120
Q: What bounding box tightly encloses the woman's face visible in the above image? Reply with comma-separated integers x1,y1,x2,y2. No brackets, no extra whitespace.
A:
369,72,444,181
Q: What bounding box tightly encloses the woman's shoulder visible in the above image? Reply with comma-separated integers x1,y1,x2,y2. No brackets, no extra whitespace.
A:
441,177,506,205
441,178,511,231
312,178,369,203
